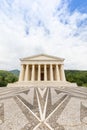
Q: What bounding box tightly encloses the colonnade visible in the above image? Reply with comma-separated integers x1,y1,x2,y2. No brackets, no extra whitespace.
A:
19,64,66,82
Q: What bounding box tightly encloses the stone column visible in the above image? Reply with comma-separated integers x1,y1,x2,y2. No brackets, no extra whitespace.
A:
24,64,29,81
44,64,47,81
38,64,40,81
50,64,53,81
31,64,35,81
56,64,60,81
19,64,25,81
60,64,66,81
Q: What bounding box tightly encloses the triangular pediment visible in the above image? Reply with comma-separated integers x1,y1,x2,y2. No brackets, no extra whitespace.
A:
20,54,64,61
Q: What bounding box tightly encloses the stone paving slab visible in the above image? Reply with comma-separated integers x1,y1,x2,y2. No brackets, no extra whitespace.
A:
0,86,87,130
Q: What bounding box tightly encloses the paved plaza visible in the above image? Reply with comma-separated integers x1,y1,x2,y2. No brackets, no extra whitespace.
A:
0,86,87,130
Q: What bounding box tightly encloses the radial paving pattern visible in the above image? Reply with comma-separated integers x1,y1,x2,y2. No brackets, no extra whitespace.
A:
0,86,87,130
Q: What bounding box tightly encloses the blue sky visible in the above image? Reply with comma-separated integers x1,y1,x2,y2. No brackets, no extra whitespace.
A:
0,0,87,70
69,0,87,13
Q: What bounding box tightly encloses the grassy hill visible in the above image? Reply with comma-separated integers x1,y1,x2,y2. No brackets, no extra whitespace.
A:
0,69,87,87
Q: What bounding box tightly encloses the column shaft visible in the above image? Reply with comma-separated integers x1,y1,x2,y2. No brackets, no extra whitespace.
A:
38,64,40,81
56,64,60,81
24,64,29,81
44,64,47,81
60,64,66,81
50,64,53,81
19,64,25,81
31,64,35,81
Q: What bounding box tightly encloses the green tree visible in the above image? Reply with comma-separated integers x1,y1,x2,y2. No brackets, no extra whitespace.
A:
0,70,18,87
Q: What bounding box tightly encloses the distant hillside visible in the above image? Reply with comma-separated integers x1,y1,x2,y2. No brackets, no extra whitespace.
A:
0,70,18,87
10,69,20,77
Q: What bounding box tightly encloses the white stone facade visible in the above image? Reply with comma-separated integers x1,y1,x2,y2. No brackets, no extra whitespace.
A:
19,54,66,82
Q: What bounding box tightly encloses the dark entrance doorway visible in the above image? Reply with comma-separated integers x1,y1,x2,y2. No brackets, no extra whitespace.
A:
41,73,44,80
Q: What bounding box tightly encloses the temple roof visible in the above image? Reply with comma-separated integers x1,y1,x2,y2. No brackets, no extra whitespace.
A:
20,54,64,61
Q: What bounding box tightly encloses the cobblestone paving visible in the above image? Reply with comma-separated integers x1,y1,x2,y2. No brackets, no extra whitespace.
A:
0,86,87,130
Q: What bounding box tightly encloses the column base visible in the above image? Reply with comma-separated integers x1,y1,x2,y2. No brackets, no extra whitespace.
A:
7,81,77,88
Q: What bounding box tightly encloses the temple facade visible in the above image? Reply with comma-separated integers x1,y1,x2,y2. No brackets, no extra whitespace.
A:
8,54,77,87
19,54,66,82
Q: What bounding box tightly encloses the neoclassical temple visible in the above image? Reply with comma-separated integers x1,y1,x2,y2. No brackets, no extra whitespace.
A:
19,54,66,82
8,54,77,87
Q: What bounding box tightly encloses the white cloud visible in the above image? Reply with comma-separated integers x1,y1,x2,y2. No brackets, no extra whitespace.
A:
0,0,87,70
